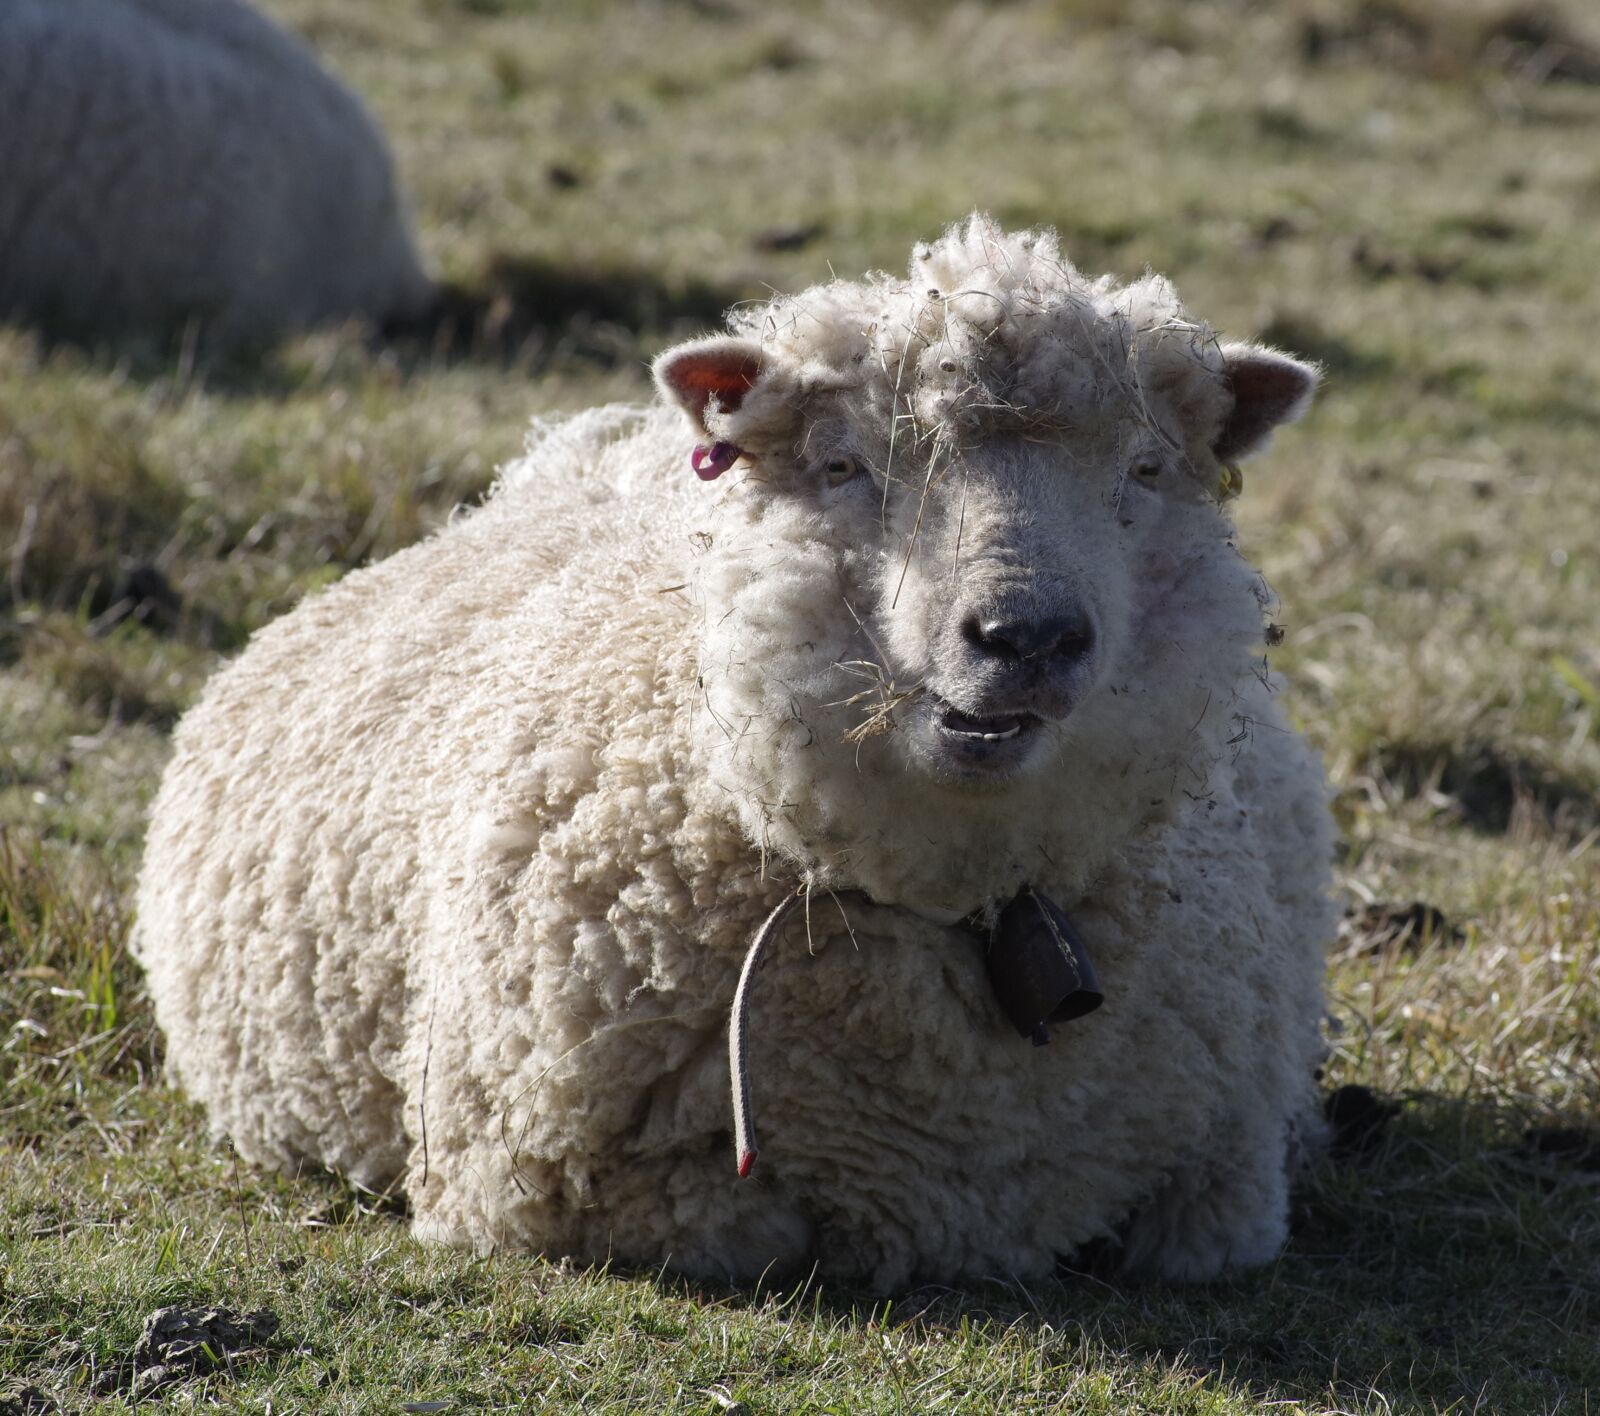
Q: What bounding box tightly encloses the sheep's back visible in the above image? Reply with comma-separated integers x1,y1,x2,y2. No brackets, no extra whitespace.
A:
135,427,698,1184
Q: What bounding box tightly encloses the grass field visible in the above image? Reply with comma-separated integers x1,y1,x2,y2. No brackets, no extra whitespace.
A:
3,0,1599,1409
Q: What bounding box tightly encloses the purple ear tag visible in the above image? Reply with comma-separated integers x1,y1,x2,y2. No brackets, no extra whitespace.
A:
691,441,740,481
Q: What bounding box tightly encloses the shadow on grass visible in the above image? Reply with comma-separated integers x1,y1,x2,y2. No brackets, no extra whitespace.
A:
379,254,756,372
0,252,758,398
1371,737,1600,837
648,1095,1600,1412
1299,1,1600,86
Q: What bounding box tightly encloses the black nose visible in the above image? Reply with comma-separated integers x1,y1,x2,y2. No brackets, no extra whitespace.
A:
961,608,1096,667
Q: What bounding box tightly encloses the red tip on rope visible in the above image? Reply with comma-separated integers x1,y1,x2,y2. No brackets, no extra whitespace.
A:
737,1149,758,1180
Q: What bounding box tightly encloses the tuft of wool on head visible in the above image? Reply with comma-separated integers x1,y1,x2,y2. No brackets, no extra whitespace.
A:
724,214,1223,465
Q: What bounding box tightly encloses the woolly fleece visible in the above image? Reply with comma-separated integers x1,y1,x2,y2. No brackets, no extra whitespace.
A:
136,217,1336,1288
0,0,433,342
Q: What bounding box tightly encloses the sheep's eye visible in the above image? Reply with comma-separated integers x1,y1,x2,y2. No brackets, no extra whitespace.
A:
824,454,868,487
1130,457,1163,481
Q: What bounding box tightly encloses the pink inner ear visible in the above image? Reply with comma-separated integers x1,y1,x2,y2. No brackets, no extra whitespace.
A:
662,349,763,420
1214,348,1317,462
1230,356,1311,414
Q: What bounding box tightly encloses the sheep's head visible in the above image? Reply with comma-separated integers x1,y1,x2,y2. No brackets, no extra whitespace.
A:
655,216,1316,918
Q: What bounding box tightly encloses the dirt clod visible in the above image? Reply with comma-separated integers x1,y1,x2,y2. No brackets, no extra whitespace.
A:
752,223,826,253
1341,900,1462,954
0,1387,60,1416
1523,1126,1600,1173
1325,1084,1401,1161
125,1305,280,1396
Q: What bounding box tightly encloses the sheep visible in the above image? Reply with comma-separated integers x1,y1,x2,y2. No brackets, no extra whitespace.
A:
135,215,1336,1289
0,0,434,343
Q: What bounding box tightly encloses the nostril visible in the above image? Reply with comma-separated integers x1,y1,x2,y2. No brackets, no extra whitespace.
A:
962,613,1019,659
961,610,1096,667
1053,619,1096,665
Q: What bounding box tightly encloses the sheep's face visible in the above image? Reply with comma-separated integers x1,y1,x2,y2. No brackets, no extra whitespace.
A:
656,219,1316,915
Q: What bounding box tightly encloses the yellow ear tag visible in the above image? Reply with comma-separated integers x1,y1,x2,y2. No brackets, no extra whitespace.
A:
1217,463,1244,502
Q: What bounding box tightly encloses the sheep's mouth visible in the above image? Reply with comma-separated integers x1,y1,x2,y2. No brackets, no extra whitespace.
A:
936,705,1037,742
911,696,1047,782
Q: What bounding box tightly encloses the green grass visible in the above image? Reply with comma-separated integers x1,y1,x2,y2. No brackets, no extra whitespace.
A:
3,0,1599,1409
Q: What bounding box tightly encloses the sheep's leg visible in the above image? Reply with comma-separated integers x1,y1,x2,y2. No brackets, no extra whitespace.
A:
1115,1120,1295,1282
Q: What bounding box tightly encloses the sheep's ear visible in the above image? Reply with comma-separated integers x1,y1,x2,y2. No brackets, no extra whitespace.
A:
1213,344,1319,463
653,337,768,437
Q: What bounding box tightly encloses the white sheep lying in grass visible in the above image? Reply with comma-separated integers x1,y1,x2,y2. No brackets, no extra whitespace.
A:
136,216,1334,1288
0,0,433,343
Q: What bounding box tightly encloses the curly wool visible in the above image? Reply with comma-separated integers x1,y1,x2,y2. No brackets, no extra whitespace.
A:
716,221,1229,468
0,0,433,341
136,217,1336,1289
